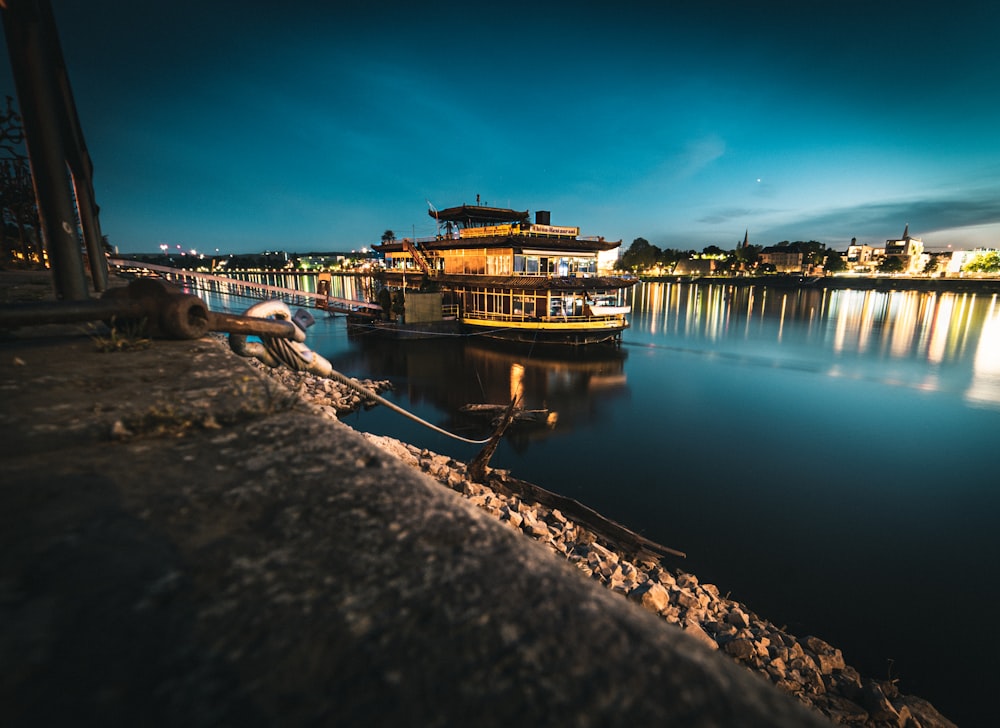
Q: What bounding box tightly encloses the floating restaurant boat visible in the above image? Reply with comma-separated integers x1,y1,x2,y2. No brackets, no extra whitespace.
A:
323,202,636,346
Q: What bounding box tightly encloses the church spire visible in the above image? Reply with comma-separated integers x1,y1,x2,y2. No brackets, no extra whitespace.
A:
742,229,749,248
903,223,909,239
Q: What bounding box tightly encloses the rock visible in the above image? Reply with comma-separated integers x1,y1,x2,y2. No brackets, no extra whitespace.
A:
527,521,551,539
814,651,845,675
660,605,682,623
724,638,755,661
676,572,699,588
600,562,622,580
629,582,670,613
820,694,871,725
673,589,700,610
767,657,787,679
754,636,771,658
862,680,901,723
893,696,958,728
802,636,845,675
831,666,862,699
789,654,818,674
726,608,750,629
683,620,719,651
504,510,523,528
803,635,833,654
652,569,676,587
110,418,134,440
804,669,826,695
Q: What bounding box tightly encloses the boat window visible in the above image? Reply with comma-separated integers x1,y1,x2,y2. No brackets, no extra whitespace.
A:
513,294,536,318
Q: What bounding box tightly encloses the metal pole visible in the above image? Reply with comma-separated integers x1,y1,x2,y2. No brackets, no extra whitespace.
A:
36,0,108,291
2,0,88,300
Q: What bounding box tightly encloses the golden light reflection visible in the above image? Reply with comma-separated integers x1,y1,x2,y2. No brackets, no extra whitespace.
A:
888,292,919,358
966,296,1000,408
777,294,787,342
630,283,997,386
510,363,525,403
926,295,952,365
647,282,664,335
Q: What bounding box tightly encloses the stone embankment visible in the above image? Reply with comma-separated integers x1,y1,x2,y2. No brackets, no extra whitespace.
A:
253,360,955,728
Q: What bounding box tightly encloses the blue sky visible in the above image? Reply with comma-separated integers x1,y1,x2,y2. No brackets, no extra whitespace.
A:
4,0,1000,254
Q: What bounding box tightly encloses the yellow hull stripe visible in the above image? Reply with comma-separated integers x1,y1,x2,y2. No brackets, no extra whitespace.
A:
461,316,625,331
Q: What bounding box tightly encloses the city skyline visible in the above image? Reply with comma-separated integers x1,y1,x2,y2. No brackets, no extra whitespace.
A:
3,1,999,254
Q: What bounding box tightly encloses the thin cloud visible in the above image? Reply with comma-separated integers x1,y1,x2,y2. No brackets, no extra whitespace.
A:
675,135,726,180
783,192,1000,242
698,207,756,225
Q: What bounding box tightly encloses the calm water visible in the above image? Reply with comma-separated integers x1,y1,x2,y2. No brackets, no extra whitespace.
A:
204,278,1000,725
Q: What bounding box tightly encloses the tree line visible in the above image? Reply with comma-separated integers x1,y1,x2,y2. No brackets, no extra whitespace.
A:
614,237,846,274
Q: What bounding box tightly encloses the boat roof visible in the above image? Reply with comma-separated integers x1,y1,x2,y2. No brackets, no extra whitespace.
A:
377,234,621,254
429,204,530,226
381,272,637,291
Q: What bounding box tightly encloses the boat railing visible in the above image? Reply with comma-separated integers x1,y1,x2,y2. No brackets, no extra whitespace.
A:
464,309,626,324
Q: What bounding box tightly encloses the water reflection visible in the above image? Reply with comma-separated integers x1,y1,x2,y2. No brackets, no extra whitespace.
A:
196,275,1000,410
629,282,1000,407
177,271,372,313
967,297,1000,407
337,333,629,449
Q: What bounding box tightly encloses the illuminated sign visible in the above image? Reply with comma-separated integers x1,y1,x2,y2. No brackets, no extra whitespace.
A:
460,224,516,238
529,224,579,237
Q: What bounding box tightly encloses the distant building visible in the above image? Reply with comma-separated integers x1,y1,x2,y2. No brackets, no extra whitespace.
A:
758,247,803,273
674,258,719,275
884,225,924,273
846,237,876,272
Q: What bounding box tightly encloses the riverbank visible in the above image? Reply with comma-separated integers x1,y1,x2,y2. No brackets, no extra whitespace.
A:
1,270,954,725
643,273,1000,294
0,271,829,726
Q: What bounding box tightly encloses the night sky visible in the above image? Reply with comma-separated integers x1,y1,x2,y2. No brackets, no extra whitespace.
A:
3,0,999,254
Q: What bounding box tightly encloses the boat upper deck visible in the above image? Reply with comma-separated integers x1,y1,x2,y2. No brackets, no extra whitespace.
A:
379,271,637,291
376,233,621,255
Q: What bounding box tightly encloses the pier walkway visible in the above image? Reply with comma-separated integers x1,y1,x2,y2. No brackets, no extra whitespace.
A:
0,271,827,727
108,258,383,313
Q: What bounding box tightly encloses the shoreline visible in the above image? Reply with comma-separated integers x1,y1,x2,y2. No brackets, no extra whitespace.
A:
252,357,955,727
1,269,956,724
640,273,1000,294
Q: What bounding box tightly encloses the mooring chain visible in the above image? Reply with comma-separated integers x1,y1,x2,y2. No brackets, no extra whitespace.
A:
228,299,492,445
